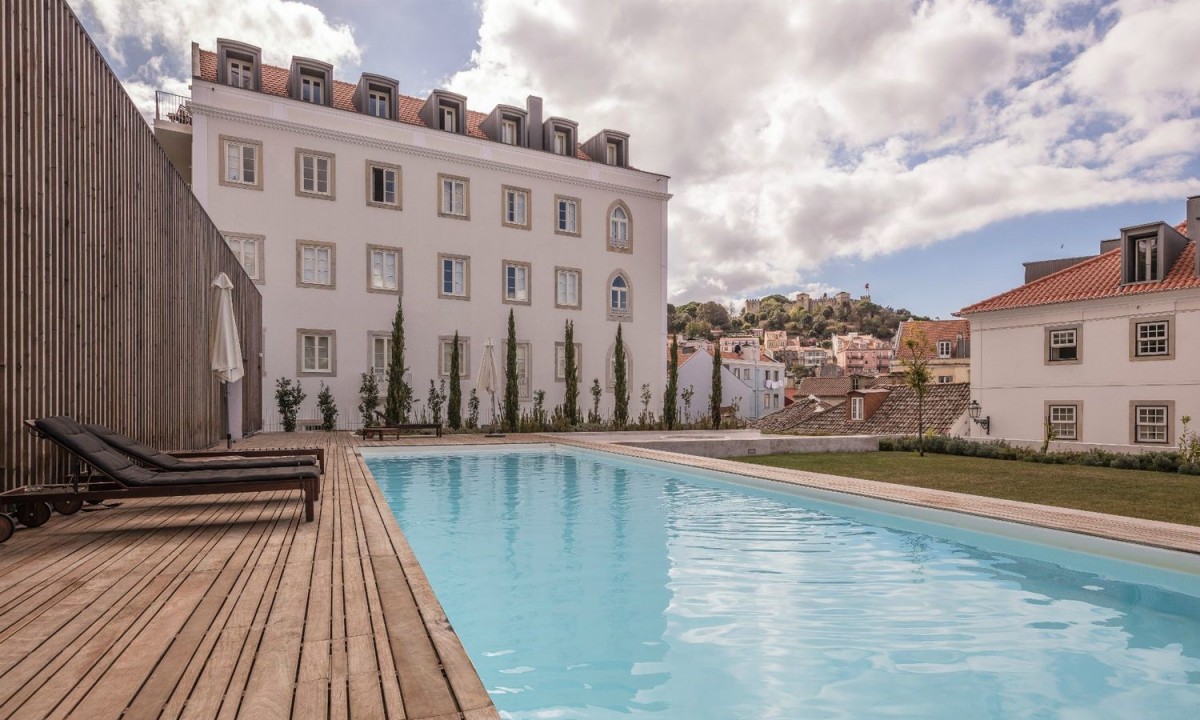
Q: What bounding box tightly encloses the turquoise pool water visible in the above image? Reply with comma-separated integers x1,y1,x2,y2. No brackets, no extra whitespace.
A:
366,447,1200,719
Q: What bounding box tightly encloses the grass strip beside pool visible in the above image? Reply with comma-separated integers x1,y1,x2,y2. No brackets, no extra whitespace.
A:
738,451,1200,527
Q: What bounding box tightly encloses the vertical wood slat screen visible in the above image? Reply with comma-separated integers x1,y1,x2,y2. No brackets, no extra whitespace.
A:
0,0,264,491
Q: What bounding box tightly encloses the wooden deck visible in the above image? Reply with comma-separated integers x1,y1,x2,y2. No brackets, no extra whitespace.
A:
0,432,501,720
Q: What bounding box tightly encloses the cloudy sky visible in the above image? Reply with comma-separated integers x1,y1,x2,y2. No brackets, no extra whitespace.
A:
74,0,1200,317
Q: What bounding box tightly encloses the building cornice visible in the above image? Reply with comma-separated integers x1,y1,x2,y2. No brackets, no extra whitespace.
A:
190,101,673,202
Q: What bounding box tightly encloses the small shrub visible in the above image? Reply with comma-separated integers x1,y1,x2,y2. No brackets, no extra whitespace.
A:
358,372,380,429
467,389,480,430
275,377,306,433
316,382,338,431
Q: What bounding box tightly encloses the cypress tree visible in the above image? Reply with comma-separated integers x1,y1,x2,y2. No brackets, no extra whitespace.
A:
663,335,679,429
384,297,412,424
613,323,629,426
710,342,723,429
448,331,462,429
563,320,579,424
503,309,520,431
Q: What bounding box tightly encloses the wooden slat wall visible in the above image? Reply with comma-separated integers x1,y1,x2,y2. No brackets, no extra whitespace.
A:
0,0,264,491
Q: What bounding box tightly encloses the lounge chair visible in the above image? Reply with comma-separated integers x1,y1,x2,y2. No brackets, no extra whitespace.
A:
0,417,319,539
361,410,443,440
85,423,323,473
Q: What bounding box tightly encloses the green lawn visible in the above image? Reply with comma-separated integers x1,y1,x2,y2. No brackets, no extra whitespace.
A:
738,451,1200,527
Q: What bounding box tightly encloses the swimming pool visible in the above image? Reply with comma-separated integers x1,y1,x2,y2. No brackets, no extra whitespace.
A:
364,445,1200,719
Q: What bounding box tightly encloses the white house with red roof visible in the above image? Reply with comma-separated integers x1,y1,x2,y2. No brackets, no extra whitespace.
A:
958,197,1200,451
155,40,669,430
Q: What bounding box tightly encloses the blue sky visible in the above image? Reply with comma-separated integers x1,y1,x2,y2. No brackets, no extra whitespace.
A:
74,0,1200,319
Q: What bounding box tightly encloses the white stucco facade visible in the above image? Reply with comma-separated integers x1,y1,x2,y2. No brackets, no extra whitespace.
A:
967,291,1200,451
185,76,669,429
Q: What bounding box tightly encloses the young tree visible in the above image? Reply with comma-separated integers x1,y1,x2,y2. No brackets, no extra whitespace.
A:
563,321,579,424
467,388,480,430
427,379,446,426
384,297,412,424
589,379,603,423
900,329,933,456
448,331,462,429
710,343,723,429
503,308,520,431
612,323,629,426
681,385,695,426
317,382,338,431
275,378,306,433
358,372,380,429
663,335,679,429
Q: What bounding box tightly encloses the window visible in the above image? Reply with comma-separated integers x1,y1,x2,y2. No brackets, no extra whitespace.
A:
502,186,530,229
554,131,568,155
438,174,469,219
608,201,632,252
1134,404,1169,444
366,162,401,209
1048,404,1078,441
228,59,253,89
503,261,531,304
441,106,458,132
301,75,324,104
297,241,334,288
370,334,392,381
555,267,581,309
438,254,469,300
850,397,864,421
1133,319,1171,358
296,150,334,198
606,142,618,165
937,375,953,384
554,342,582,381
367,90,390,119
1047,327,1079,363
505,342,532,400
608,271,631,320
367,246,400,294
937,340,951,358
220,136,261,189
224,233,264,283
1132,234,1159,282
555,195,580,236
439,336,470,377
501,119,518,145
298,330,335,375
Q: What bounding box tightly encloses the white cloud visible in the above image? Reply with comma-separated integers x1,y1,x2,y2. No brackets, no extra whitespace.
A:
75,0,362,116
448,0,1200,305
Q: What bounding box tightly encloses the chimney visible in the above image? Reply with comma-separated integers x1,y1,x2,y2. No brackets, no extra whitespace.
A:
526,95,543,151
1188,195,1200,243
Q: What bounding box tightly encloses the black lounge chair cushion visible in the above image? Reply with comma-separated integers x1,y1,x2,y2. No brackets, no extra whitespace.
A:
84,424,317,470
35,417,318,486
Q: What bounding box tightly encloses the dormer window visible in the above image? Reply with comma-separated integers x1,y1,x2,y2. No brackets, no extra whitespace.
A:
544,119,578,157
936,340,951,358
419,91,468,135
585,130,630,167
1133,234,1158,282
1120,223,1185,286
606,143,618,165
502,119,518,145
368,90,390,118
216,39,261,91
554,131,568,155
301,75,324,104
441,106,458,132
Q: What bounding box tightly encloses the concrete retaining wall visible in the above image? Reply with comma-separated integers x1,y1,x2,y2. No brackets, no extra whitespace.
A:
616,435,880,459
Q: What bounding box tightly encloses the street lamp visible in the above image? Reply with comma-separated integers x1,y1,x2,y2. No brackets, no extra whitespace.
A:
967,400,990,435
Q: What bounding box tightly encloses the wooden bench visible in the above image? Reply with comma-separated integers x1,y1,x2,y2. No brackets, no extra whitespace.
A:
361,423,443,440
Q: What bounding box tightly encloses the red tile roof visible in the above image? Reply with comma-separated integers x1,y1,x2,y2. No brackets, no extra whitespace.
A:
771,383,970,436
894,319,970,360
197,50,592,160
720,351,777,364
960,223,1195,315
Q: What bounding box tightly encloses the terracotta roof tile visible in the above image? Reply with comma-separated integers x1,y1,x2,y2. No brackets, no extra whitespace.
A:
773,383,970,436
751,397,831,432
960,223,1195,315
894,319,970,360
197,50,591,158
795,376,877,399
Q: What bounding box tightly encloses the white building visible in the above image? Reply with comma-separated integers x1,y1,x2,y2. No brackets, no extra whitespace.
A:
958,198,1199,451
157,40,670,430
673,348,751,425
718,346,787,418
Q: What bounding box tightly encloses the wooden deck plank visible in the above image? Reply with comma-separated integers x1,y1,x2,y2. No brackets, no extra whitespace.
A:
0,432,498,720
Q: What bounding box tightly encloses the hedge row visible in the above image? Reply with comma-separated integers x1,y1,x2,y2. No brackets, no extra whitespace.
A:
878,435,1200,475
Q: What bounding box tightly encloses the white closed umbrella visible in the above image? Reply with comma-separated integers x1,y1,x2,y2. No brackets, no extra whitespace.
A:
477,338,501,434
212,272,244,447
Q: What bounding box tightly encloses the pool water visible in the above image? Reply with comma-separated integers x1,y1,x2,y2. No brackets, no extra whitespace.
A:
366,447,1200,719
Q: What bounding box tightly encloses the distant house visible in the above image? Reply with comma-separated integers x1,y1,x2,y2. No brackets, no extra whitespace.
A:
794,375,878,407
719,345,787,417
958,196,1199,451
893,319,971,384
673,346,752,423
763,383,971,436
831,332,894,375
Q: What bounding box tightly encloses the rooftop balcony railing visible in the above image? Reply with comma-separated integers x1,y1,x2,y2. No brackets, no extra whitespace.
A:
155,91,191,125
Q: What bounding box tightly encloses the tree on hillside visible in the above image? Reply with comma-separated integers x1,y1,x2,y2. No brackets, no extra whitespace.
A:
503,309,519,431
663,335,679,430
384,297,412,424
612,323,629,426
710,343,723,429
900,328,933,457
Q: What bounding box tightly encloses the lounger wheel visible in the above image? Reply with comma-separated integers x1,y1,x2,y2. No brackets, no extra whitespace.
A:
53,497,83,515
16,502,51,528
0,514,13,543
